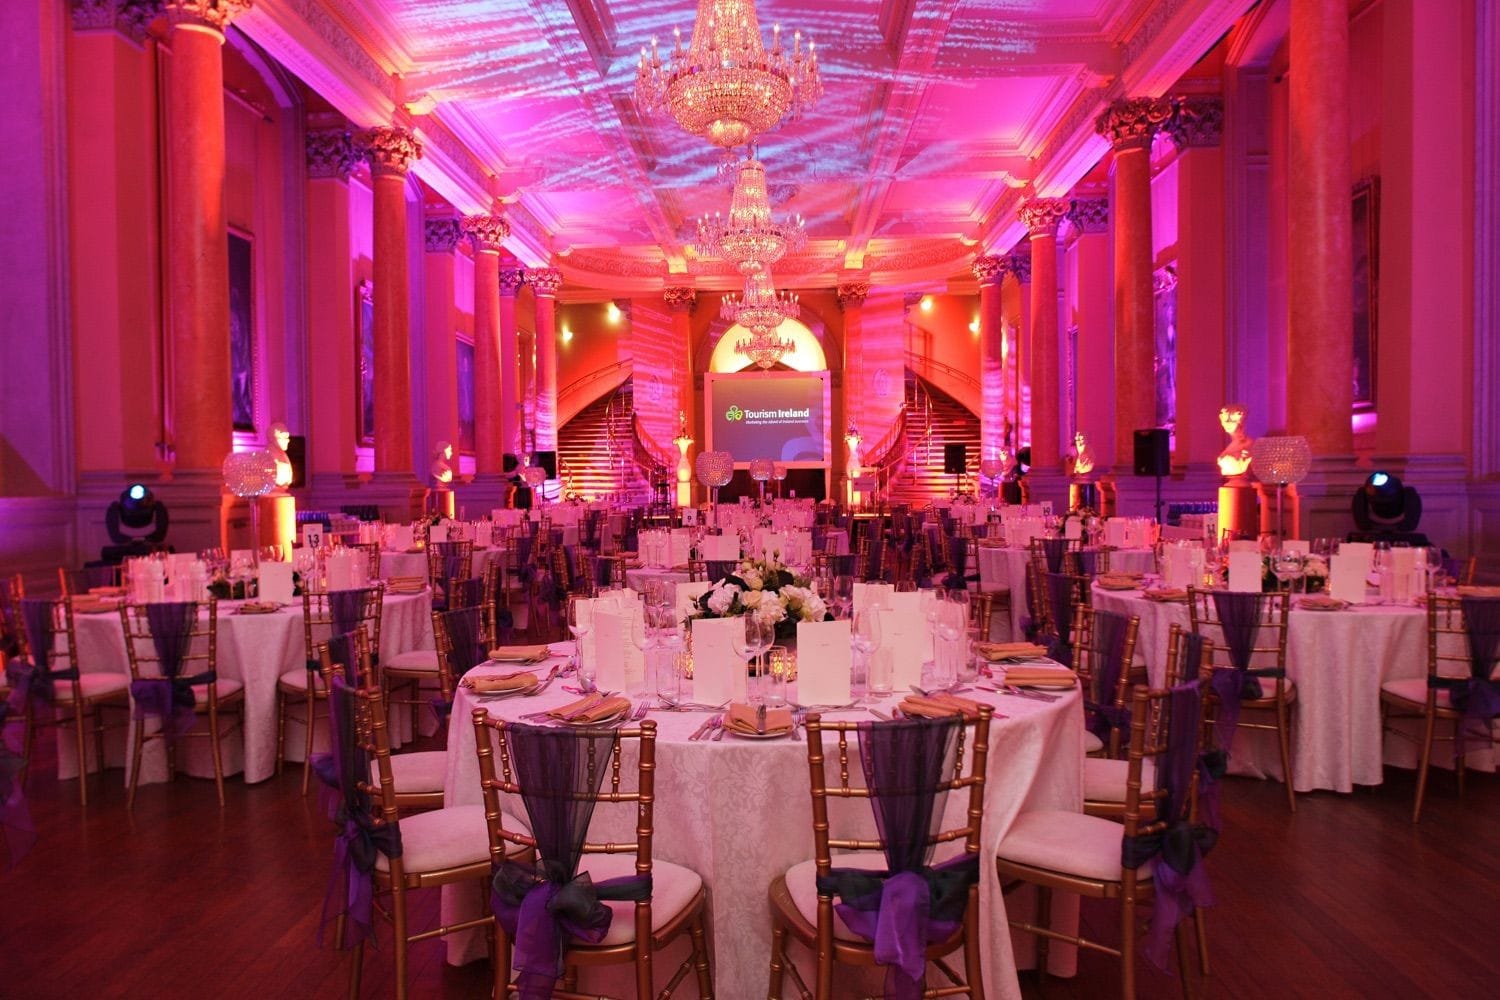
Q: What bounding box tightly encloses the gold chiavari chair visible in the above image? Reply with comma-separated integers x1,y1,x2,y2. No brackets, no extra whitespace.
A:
996,684,1213,1000
119,599,244,807
350,541,382,581
1187,588,1296,811
1074,604,1141,761
767,709,992,999
1029,536,1084,578
970,592,996,643
1379,593,1500,822
427,539,476,608
11,594,129,805
473,711,715,998
328,675,500,1000
276,585,384,794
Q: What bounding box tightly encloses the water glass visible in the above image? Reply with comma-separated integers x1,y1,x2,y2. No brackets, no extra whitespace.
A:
753,646,791,707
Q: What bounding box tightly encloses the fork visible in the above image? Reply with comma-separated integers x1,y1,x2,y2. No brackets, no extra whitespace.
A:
631,700,651,722
687,716,716,741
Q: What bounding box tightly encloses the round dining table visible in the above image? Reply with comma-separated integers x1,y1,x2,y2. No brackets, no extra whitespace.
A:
1087,582,1457,792
975,544,1155,639
61,589,435,787
439,649,1085,999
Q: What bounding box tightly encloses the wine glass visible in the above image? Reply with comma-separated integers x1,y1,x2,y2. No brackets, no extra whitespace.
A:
933,599,967,690
566,595,595,688
1425,546,1446,590
851,608,883,699
1272,549,1304,593
833,575,855,619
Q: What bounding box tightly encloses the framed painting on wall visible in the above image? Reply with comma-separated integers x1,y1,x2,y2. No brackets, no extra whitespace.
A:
456,337,475,454
1152,264,1179,438
355,280,375,446
1352,177,1380,411
228,231,255,432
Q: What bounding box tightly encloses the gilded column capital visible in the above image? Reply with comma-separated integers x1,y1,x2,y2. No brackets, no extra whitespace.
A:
71,0,157,38
527,268,563,297
462,214,510,255
970,256,1004,287
1094,96,1174,151
305,128,358,180
663,286,698,313
423,218,463,254
358,125,422,178
1019,198,1072,239
1166,96,1225,149
837,281,871,308
499,268,527,297
160,0,252,33
1004,251,1032,283
1068,198,1110,234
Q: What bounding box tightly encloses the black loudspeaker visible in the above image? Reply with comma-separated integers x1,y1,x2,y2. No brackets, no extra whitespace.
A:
943,444,967,476
1133,429,1171,476
535,450,557,479
286,434,307,489
502,453,520,474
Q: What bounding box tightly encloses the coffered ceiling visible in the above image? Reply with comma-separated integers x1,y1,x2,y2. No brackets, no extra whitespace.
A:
238,0,1254,291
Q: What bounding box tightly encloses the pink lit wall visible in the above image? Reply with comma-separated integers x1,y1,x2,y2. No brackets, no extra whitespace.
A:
1064,226,1116,469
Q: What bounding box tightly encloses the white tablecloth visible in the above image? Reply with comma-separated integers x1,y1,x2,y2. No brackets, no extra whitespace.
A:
1089,585,1436,792
975,546,1155,639
439,656,1084,999
379,546,506,582
61,591,435,786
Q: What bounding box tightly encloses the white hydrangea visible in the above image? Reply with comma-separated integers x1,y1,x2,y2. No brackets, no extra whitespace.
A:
741,590,764,609
706,582,740,615
739,565,765,590
754,593,787,625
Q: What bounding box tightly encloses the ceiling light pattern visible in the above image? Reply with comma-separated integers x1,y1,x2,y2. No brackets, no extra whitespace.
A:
697,158,806,275
634,0,823,149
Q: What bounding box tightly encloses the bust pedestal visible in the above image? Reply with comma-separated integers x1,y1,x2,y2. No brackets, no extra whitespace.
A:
1217,480,1259,541
1068,480,1099,514
431,487,456,519
258,493,297,556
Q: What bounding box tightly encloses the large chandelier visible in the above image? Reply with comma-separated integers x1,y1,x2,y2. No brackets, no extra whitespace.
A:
722,269,799,333
697,158,806,275
736,325,796,370
634,0,823,149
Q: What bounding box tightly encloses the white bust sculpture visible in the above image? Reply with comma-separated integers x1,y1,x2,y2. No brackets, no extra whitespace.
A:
431,440,455,486
268,422,293,490
1216,404,1253,481
1069,432,1096,478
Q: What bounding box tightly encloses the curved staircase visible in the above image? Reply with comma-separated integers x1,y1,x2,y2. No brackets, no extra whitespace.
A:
883,371,981,504
557,379,667,502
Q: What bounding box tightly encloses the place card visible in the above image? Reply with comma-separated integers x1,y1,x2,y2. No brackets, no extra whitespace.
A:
428,522,449,544
796,619,852,705
1338,542,1374,573
1329,553,1367,604
301,524,324,550
1227,551,1262,592
690,617,747,705
876,605,926,691
258,561,295,605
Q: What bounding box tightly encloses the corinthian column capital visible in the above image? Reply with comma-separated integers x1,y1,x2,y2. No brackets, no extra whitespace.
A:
462,214,510,255
160,0,252,33
527,268,563,297
358,125,422,178
305,128,358,180
1019,198,1072,239
970,255,1004,286
1094,97,1174,151
837,281,871,308
423,218,462,254
1004,250,1032,283
663,286,698,313
1068,198,1109,234
1166,96,1225,149
499,268,527,297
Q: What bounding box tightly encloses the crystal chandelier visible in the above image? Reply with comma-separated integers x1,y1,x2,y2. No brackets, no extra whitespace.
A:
697,158,806,275
634,0,824,149
736,325,796,369
722,269,800,334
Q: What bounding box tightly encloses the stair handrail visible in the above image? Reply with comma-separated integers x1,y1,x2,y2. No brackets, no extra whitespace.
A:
632,413,677,472
558,358,633,402
904,351,980,394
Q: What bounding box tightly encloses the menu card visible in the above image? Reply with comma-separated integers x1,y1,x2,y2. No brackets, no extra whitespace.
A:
876,605,926,691
429,522,449,544
690,617,747,704
1227,551,1262,593
259,561,295,605
1329,553,1368,604
669,529,693,568
388,525,414,551
593,598,645,693
327,549,360,592
854,582,895,612
1339,542,1374,573
701,534,740,561
1064,518,1083,540
796,620,852,705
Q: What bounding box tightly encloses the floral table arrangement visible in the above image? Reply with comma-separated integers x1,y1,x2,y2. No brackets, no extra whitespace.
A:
691,556,833,644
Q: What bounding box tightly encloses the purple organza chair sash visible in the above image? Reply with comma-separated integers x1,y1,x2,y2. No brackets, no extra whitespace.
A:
1084,610,1131,744
1041,537,1069,574
490,723,650,999
814,717,977,1000
1044,572,1076,666
942,537,972,591
431,607,485,727
8,599,78,708
705,560,737,584
129,602,207,744
449,577,485,611
0,701,35,866
1176,630,1225,835
1206,591,1275,751
1120,682,1216,970
317,676,402,949
1430,597,1500,749
1077,548,1100,578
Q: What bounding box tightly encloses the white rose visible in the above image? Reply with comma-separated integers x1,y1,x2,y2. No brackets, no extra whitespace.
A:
740,567,765,591
706,583,739,615
741,590,763,609
755,595,787,625
802,595,828,622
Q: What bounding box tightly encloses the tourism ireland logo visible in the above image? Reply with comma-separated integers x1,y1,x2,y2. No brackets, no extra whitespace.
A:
725,404,744,422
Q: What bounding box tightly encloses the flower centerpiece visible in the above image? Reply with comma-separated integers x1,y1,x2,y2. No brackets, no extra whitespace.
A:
690,555,832,644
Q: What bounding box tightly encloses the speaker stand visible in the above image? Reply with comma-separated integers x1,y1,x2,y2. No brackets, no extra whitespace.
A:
1153,472,1164,525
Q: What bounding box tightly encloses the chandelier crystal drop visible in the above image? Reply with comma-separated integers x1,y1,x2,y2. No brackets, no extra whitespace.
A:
634,0,824,149
697,158,806,275
723,269,800,334
736,326,796,370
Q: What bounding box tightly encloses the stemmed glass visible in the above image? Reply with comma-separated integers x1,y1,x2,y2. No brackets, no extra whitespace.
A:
933,598,967,690
832,575,855,619
732,615,775,702
1425,546,1446,591
567,595,595,689
851,608,883,700
1272,549,1304,593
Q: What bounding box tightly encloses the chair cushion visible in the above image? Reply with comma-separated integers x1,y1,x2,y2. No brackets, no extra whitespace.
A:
53,672,130,702
783,852,894,943
1381,677,1456,710
1082,757,1156,804
1082,729,1105,755
191,679,245,706
277,668,325,691
371,750,447,793
1243,678,1296,706
577,852,705,947
996,809,1150,883
384,650,440,674
376,803,491,874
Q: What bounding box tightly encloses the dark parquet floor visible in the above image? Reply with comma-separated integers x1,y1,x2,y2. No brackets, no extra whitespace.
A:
3,731,1498,999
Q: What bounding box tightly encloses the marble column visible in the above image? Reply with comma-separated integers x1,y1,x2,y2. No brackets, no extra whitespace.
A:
663,285,698,424
1096,97,1172,465
421,217,462,470
1003,249,1032,451
359,125,422,474
1018,199,1071,471
160,0,249,471
499,267,526,462
462,214,510,477
528,267,562,466
971,257,1006,464
1288,0,1353,455
304,126,360,479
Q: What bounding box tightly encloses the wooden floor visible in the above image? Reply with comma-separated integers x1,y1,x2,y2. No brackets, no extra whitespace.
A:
3,734,1498,999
